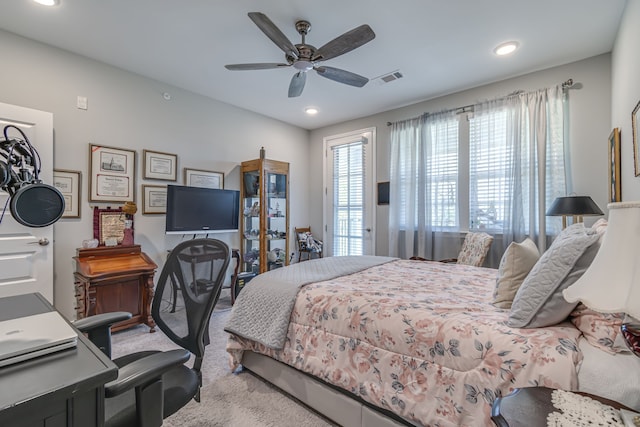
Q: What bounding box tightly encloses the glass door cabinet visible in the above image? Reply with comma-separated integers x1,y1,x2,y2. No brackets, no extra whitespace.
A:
240,158,289,274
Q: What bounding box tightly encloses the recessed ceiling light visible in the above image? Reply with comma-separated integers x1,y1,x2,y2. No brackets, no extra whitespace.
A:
33,0,59,5
305,107,318,115
494,41,519,56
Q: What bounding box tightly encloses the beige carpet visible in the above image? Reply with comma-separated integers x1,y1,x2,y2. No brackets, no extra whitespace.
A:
111,289,336,426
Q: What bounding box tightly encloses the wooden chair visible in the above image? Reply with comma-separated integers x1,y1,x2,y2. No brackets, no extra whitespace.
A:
294,226,323,262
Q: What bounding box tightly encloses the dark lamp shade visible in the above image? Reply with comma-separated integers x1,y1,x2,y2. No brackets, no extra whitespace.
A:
546,196,604,217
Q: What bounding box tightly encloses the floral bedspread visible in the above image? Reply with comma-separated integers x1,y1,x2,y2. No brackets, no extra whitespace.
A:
227,259,583,427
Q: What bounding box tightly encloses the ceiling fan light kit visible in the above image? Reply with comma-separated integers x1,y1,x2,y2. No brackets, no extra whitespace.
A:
225,12,375,98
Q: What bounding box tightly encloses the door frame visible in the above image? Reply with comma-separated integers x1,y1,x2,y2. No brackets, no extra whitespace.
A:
322,127,376,256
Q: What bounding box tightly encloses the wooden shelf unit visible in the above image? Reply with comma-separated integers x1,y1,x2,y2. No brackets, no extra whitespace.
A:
241,158,290,274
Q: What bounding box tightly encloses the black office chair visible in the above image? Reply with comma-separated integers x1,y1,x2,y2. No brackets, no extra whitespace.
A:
74,238,230,427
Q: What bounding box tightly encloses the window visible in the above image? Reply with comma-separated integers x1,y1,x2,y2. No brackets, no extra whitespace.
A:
395,109,514,233
396,116,459,230
389,86,566,259
332,140,365,256
469,109,511,232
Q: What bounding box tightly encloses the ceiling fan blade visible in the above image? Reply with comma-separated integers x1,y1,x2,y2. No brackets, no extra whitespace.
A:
248,12,299,58
288,72,306,98
312,24,375,62
225,63,290,71
315,66,369,88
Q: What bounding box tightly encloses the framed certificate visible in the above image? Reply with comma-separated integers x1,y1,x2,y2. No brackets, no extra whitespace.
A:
143,150,177,181
89,144,136,203
53,169,81,218
184,168,224,189
142,185,167,214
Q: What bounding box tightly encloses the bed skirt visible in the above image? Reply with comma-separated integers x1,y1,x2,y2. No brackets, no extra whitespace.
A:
241,351,419,427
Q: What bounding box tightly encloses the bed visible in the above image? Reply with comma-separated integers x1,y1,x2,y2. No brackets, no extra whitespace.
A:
225,228,640,427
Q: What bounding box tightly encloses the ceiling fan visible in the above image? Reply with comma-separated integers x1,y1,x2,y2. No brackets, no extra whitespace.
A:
225,12,376,98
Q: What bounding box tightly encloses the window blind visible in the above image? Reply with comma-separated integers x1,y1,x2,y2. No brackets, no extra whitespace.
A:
469,109,511,232
332,140,365,255
396,117,459,229
428,118,460,228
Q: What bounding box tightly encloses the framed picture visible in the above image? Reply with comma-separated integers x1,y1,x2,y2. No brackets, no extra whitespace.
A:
609,128,621,203
184,168,224,189
142,185,167,214
89,144,136,203
143,149,177,181
633,100,640,176
53,169,81,218
93,207,126,245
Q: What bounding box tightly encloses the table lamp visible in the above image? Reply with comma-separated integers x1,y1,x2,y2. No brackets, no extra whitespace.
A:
546,196,604,229
563,201,640,355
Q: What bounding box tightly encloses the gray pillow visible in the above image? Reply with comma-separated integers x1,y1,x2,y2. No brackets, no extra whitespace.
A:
508,223,600,328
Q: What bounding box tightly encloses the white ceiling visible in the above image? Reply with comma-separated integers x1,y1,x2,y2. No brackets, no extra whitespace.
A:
0,0,627,130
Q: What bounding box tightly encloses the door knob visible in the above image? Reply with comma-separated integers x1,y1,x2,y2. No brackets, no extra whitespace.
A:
365,228,372,232
28,237,50,246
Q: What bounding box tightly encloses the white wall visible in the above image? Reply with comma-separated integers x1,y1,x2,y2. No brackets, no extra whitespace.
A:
0,30,310,319
612,1,640,201
310,54,613,256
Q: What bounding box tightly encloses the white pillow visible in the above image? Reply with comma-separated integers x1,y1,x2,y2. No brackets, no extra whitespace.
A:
492,238,540,309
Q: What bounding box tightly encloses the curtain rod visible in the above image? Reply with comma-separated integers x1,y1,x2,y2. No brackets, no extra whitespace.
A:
386,78,575,126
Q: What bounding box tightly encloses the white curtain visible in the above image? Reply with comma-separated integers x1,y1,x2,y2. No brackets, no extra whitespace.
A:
472,86,566,252
389,85,567,259
388,111,458,259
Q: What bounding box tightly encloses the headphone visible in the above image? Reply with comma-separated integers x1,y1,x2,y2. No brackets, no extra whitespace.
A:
1,125,64,227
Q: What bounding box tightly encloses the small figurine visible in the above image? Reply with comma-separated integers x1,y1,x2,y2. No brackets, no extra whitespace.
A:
250,202,260,216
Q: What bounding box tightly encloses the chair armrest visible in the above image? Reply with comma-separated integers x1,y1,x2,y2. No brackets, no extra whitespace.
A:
105,349,191,397
73,312,132,333
73,312,132,358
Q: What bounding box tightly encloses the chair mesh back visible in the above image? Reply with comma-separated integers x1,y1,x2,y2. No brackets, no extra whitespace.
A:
152,238,230,358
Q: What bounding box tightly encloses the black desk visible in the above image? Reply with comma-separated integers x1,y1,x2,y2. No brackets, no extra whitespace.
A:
0,293,118,427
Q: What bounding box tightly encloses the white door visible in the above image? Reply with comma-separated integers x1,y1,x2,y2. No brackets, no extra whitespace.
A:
323,128,375,256
0,102,55,302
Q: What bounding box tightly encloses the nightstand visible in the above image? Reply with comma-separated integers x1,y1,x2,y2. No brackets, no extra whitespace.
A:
491,387,631,427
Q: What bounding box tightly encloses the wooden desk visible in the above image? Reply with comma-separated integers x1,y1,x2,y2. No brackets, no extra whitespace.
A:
0,293,117,427
74,245,157,332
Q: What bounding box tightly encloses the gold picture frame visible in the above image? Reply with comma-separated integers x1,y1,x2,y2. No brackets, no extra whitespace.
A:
142,185,167,214
609,128,621,203
143,149,177,181
53,169,81,218
89,144,136,203
633,100,640,176
184,168,224,189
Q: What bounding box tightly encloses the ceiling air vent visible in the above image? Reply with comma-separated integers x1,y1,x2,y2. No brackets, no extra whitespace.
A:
373,70,404,85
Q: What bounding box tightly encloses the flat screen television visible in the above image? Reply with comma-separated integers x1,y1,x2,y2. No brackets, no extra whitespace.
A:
165,185,240,234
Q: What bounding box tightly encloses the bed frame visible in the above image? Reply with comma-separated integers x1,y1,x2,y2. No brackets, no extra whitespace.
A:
241,351,419,427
